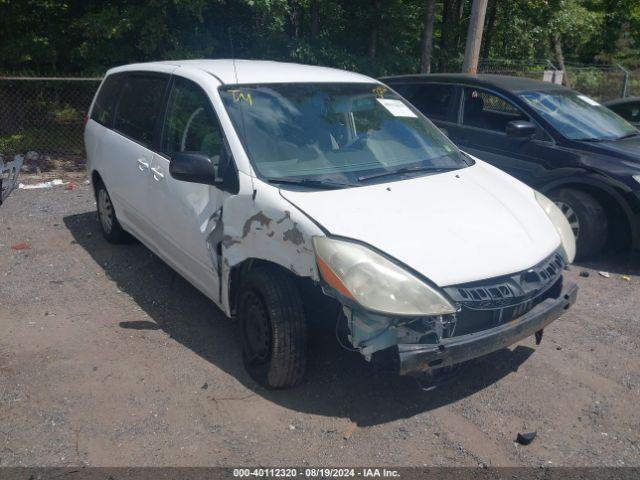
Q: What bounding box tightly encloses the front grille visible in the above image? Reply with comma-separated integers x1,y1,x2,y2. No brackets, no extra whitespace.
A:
443,251,565,336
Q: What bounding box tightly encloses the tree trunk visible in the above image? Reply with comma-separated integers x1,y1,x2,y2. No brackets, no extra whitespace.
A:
420,0,436,73
462,0,488,74
368,0,382,59
481,0,498,60
288,0,301,38
439,0,465,71
551,32,571,88
310,0,320,42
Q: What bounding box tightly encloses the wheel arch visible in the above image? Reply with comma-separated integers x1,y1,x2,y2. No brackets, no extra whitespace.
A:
226,258,309,318
540,177,635,250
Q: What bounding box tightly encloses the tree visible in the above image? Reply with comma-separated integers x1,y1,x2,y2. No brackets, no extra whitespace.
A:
420,0,436,73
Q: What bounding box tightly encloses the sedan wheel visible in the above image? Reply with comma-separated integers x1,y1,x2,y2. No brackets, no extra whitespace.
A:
555,200,580,240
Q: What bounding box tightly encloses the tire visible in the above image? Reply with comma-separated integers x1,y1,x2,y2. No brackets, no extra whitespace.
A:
238,265,307,389
549,188,608,260
95,181,134,244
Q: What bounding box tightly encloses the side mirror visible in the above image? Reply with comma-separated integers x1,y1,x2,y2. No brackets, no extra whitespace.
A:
169,152,218,185
506,120,536,138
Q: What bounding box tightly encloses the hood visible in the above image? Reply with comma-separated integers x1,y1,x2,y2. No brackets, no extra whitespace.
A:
280,161,561,287
580,135,640,161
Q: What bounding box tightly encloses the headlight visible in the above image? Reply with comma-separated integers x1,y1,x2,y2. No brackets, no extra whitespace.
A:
312,236,456,316
535,191,576,263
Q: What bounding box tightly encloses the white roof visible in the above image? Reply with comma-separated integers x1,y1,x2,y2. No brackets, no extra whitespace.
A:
109,59,377,85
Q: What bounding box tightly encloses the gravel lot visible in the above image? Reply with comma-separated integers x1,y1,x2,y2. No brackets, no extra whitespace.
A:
1,175,639,467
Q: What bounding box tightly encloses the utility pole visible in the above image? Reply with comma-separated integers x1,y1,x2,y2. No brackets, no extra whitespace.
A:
420,0,436,73
462,0,488,74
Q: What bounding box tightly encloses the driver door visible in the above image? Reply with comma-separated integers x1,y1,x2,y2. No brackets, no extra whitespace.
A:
148,76,229,303
451,87,555,186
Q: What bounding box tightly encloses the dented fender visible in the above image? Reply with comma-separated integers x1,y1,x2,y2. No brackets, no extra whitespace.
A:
218,177,323,316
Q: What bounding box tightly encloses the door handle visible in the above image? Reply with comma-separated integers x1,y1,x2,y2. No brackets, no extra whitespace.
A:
137,158,150,171
151,167,164,181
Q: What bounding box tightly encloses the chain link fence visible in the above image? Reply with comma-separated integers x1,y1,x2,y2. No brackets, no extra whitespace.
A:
478,60,640,101
1,63,639,174
0,75,101,173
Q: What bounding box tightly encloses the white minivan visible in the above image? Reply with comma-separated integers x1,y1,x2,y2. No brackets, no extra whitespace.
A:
85,60,578,388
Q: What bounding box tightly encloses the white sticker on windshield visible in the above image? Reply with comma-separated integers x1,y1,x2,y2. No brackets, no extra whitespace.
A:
377,98,418,118
577,94,601,107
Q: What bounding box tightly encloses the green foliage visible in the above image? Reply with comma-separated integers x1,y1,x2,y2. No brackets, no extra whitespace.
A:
0,0,637,75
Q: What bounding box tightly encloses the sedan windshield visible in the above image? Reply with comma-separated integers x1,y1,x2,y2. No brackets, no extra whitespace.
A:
220,83,467,186
519,90,638,141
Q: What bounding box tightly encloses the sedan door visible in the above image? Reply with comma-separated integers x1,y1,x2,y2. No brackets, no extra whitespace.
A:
450,87,559,187
147,76,232,303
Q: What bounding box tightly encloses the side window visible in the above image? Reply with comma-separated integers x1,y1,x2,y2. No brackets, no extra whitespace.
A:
161,77,223,161
462,88,527,133
114,74,167,147
399,83,456,121
90,73,125,127
611,103,640,124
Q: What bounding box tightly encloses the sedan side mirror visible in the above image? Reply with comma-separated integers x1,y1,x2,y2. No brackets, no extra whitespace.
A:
169,152,218,185
506,120,536,138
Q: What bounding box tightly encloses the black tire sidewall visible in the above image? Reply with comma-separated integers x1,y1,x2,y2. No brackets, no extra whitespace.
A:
550,188,608,260
238,266,307,389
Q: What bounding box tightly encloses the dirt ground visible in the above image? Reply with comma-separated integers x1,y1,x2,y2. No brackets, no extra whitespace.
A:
1,175,639,467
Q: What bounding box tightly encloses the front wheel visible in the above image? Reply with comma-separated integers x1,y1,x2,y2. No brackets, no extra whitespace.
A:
549,188,608,260
238,266,308,389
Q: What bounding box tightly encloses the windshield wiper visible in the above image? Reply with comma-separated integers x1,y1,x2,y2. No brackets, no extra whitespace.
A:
267,178,358,189
357,165,458,182
615,131,640,140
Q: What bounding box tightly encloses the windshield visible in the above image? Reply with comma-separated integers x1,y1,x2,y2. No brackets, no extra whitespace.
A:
219,83,467,186
519,89,638,141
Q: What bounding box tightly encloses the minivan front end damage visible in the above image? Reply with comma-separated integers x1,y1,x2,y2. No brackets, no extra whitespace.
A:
336,250,578,375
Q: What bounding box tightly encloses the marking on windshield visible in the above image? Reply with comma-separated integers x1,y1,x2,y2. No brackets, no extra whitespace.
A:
372,85,388,99
228,89,253,106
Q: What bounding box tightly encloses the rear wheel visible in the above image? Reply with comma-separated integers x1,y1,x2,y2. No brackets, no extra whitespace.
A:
238,266,307,389
549,188,608,260
95,181,133,244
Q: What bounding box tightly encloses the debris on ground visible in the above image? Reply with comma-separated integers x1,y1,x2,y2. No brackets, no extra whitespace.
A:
64,181,78,190
11,242,30,251
516,431,537,445
1,155,24,205
201,383,208,390
579,271,590,278
598,271,611,278
343,421,358,440
622,275,631,282
19,179,64,190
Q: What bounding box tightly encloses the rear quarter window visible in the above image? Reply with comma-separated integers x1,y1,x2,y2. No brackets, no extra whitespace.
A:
90,73,125,127
113,74,168,148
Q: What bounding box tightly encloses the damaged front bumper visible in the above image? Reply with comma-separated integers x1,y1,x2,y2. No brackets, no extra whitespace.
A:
342,280,578,376
397,281,578,375
0,155,23,205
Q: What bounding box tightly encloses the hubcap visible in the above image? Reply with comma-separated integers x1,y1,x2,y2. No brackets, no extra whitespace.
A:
242,291,272,365
98,189,114,234
555,201,580,240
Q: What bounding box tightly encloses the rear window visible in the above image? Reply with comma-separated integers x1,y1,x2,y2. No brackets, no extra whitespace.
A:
395,83,456,121
90,73,125,127
114,74,168,147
